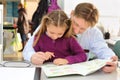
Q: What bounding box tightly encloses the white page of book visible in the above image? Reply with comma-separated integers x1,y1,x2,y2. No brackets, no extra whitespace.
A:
42,59,110,77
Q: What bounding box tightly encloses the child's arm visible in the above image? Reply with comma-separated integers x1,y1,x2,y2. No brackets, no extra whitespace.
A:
65,37,87,64
53,37,87,65
31,52,46,65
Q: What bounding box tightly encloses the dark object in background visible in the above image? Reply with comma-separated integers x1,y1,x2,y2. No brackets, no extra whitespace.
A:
104,32,110,39
31,0,49,32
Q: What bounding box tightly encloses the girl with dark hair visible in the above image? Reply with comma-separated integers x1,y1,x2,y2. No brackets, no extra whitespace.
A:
17,3,29,51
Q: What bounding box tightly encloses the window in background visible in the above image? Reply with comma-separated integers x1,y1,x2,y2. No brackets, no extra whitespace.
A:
6,1,19,17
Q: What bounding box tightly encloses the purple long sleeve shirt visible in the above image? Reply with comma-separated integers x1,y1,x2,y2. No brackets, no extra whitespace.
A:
34,33,87,64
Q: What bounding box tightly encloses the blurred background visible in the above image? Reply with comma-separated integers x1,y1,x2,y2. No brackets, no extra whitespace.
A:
0,0,120,61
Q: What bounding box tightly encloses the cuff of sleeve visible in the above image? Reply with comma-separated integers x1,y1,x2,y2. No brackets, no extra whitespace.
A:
65,56,74,64
27,52,34,62
23,51,34,62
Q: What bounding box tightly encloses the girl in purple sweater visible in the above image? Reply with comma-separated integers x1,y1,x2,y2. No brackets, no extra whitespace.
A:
32,10,87,65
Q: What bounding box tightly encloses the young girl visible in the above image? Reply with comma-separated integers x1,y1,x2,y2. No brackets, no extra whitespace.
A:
32,10,87,65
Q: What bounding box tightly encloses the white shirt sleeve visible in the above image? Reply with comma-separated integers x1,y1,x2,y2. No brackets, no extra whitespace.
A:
89,27,115,59
22,36,35,61
77,27,115,60
22,25,41,61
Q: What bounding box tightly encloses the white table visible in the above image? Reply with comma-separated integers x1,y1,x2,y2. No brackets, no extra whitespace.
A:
0,61,40,80
0,61,120,80
0,67,35,80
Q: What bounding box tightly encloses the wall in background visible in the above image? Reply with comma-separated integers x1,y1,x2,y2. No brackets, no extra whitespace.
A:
63,0,120,17
97,16,120,36
25,0,38,20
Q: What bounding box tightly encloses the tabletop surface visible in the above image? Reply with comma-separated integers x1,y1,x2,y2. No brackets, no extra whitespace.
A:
0,61,120,80
0,67,35,80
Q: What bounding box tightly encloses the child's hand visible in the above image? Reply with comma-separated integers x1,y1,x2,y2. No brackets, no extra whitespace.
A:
31,52,47,65
53,58,69,65
31,51,55,65
45,51,55,60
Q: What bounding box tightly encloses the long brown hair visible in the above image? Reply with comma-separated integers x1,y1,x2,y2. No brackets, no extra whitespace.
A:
18,3,24,8
33,10,73,46
74,3,99,27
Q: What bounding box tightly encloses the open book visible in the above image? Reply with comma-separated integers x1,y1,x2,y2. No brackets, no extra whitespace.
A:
41,59,110,77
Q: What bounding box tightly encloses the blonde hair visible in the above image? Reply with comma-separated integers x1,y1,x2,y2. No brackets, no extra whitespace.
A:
74,3,99,27
33,10,73,46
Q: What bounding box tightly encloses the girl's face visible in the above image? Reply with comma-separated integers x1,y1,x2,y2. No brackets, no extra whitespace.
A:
71,16,89,34
47,24,66,40
18,6,21,9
